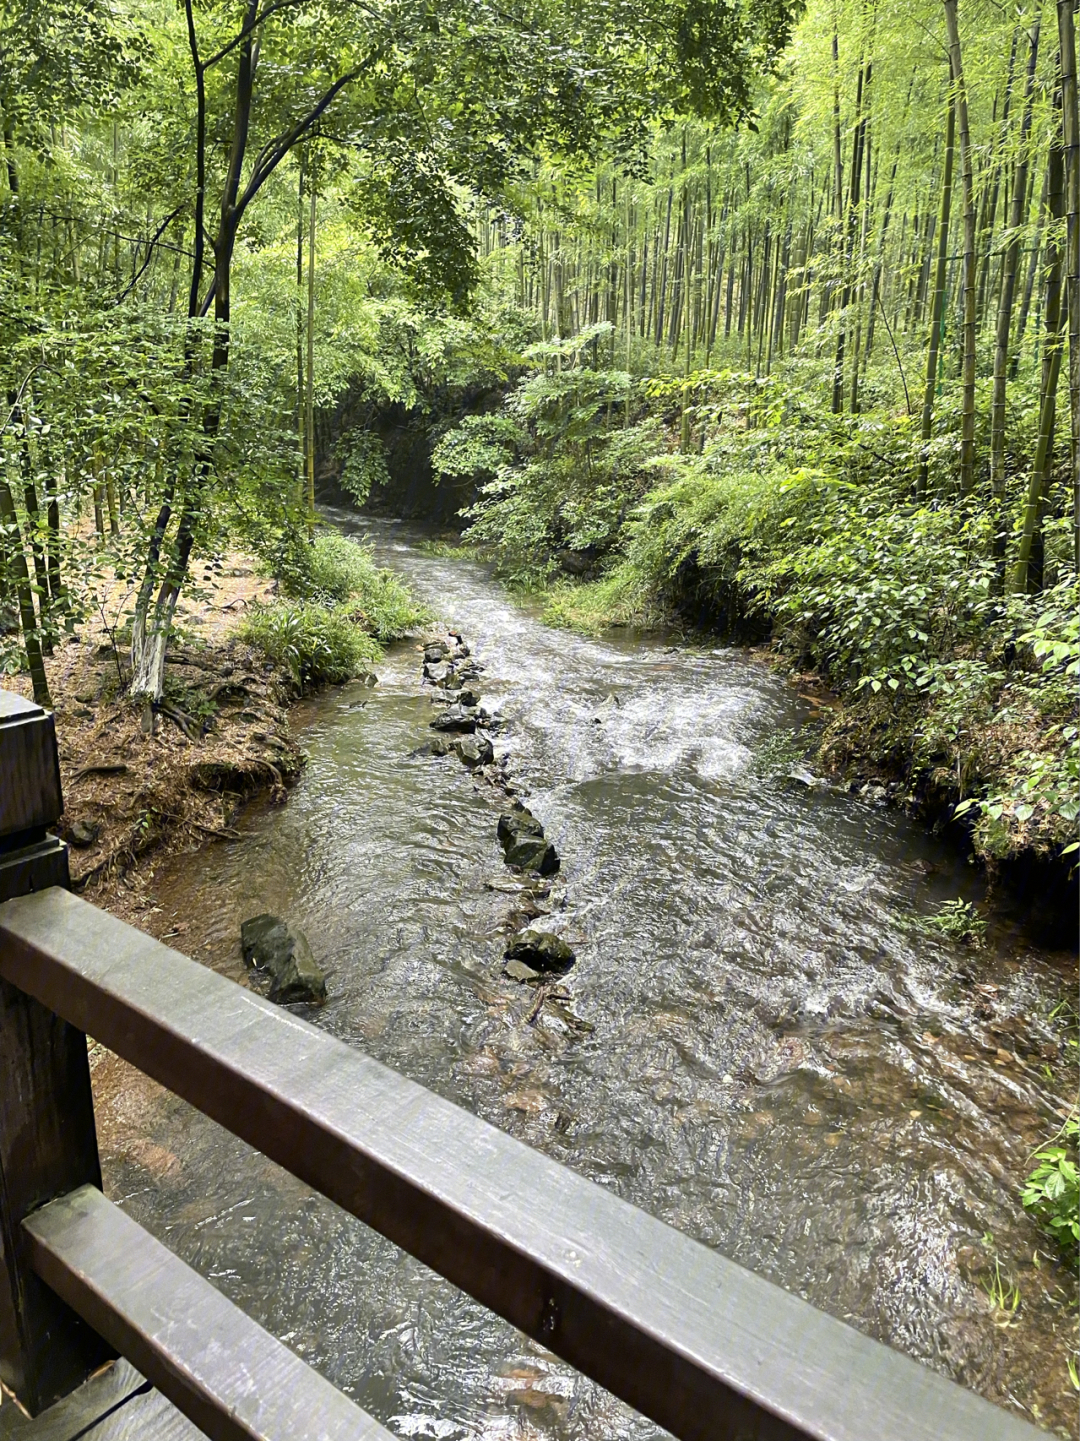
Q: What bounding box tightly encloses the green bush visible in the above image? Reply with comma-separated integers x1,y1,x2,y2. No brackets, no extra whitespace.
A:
239,601,382,689
1022,1114,1079,1260
277,529,430,640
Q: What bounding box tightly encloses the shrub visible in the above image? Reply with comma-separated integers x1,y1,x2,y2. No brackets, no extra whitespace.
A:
277,529,430,640
239,601,382,689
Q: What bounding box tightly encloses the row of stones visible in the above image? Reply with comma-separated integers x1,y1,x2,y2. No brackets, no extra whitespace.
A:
418,634,575,980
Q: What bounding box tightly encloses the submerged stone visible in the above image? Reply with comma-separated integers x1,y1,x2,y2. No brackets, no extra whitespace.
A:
413,736,452,757
504,957,542,982
504,929,576,974
240,913,327,1005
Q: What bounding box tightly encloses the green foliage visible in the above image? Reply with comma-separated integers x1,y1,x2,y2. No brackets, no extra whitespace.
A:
432,414,525,480
277,529,430,641
921,898,987,947
1022,1114,1079,1260
462,353,1078,862
335,432,391,508
438,339,667,584
239,602,382,690
163,676,219,730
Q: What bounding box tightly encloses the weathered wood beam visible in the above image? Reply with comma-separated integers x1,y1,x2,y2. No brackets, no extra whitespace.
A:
23,1185,391,1441
0,887,1050,1441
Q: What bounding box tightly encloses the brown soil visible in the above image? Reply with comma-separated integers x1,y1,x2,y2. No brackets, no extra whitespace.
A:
5,549,303,925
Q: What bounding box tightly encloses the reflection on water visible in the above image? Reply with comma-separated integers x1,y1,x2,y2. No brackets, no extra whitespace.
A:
100,515,1078,1439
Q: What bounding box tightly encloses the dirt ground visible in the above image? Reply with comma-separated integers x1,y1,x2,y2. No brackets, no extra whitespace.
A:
5,549,303,928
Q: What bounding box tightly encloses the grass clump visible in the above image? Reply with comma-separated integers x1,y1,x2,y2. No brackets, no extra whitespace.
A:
542,569,662,633
279,530,430,640
921,898,987,947
243,528,429,689
240,602,382,689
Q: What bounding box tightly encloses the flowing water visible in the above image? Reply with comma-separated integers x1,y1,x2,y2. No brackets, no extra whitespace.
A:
100,515,1078,1439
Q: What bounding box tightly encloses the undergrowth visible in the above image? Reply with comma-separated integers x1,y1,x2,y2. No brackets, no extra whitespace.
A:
1022,1113,1079,1262
241,529,428,688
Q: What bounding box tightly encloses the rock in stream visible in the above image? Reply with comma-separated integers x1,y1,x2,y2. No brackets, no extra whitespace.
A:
240,913,327,1005
504,928,576,975
497,807,560,875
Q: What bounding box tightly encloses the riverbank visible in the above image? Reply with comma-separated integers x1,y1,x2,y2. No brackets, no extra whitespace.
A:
537,559,1078,950
4,551,303,921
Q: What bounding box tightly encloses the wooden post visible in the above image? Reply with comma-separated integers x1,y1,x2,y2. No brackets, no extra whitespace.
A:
0,688,113,1414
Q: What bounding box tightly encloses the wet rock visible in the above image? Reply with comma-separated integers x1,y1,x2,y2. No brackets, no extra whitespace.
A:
504,957,543,982
786,767,823,789
498,808,544,845
498,811,559,875
457,687,481,709
591,693,619,724
240,913,327,1005
67,820,99,848
504,929,576,974
423,641,449,664
430,705,477,734
424,661,452,684
413,736,452,757
557,546,596,576
453,735,494,767
505,833,559,873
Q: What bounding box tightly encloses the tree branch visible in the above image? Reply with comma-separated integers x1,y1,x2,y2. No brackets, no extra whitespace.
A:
111,207,183,306
201,0,308,71
232,64,370,224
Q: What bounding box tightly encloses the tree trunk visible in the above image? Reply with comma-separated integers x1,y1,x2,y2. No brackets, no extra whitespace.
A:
944,0,978,495
989,19,1041,561
0,476,50,706
1059,0,1079,569
833,59,868,413
1010,135,1066,594
296,147,306,504
305,159,317,531
1012,164,1048,374
918,93,956,496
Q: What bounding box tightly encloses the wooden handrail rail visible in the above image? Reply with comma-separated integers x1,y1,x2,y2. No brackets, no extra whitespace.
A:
24,1184,391,1441
0,886,1049,1441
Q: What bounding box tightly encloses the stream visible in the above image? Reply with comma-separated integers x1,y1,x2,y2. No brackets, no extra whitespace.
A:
101,515,1078,1439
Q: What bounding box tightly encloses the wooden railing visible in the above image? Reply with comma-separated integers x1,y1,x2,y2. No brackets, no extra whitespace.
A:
0,687,1049,1440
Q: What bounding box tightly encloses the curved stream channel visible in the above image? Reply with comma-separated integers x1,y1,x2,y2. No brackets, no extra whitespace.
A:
103,515,1077,1438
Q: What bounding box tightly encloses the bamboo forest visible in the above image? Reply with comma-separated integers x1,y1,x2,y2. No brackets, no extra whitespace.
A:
0,0,1077,1436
